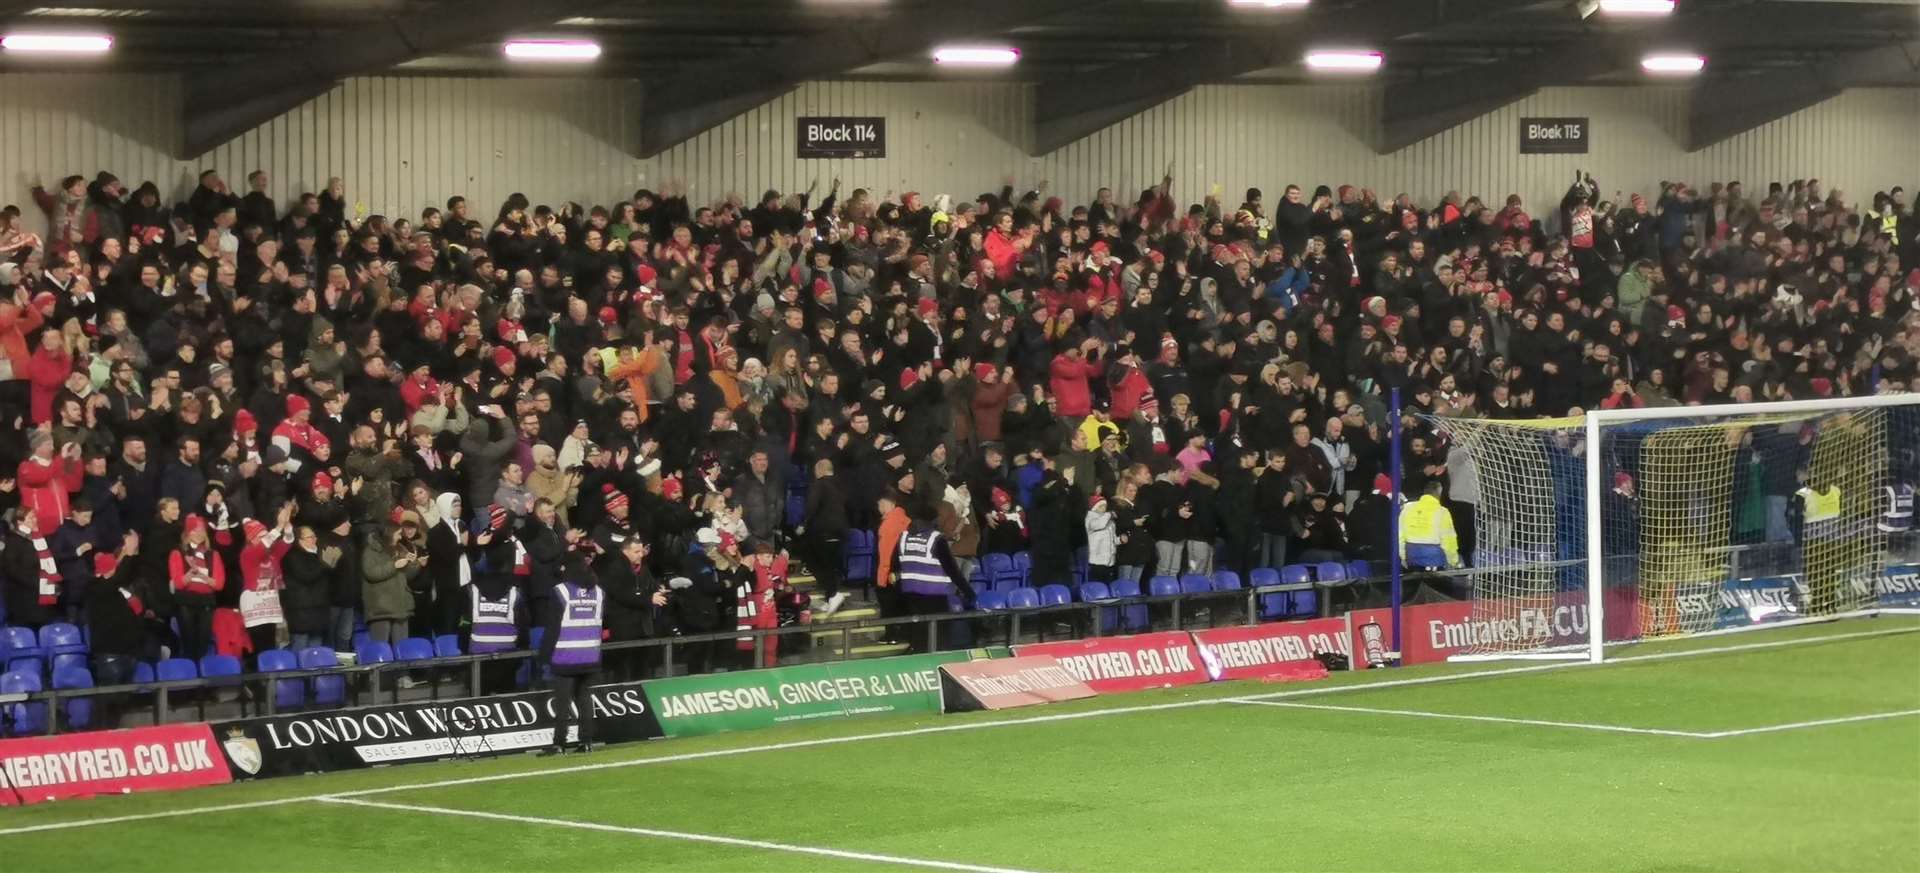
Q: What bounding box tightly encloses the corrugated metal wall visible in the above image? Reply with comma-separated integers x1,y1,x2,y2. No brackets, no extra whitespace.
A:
1,74,1914,239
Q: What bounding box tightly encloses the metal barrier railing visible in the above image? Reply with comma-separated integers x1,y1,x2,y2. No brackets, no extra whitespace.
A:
1,576,1350,736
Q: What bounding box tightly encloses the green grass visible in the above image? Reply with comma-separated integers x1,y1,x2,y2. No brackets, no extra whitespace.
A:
7,618,1920,873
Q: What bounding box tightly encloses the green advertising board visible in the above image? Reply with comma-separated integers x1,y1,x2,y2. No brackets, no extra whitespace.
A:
643,649,1005,738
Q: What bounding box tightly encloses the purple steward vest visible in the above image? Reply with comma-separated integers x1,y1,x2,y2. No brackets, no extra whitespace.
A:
469,586,520,654
551,582,605,667
897,530,952,596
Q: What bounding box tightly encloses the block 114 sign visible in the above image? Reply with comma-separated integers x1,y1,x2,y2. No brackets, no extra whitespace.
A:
797,116,886,158
1520,117,1588,154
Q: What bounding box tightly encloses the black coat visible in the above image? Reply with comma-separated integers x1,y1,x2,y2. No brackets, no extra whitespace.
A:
2,528,53,627
83,567,151,659
597,554,663,641
280,547,333,634
670,552,737,633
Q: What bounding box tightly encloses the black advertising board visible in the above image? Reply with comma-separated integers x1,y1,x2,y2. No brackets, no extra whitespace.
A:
212,681,663,779
797,116,886,158
1519,117,1589,154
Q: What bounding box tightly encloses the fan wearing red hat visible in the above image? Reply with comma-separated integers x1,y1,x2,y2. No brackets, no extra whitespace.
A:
237,503,296,660
272,394,327,472
168,513,227,659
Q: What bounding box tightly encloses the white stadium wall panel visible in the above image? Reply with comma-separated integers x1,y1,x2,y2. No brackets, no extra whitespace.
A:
0,75,1913,239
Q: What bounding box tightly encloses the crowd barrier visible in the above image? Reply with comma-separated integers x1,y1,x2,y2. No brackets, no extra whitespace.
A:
3,563,1912,804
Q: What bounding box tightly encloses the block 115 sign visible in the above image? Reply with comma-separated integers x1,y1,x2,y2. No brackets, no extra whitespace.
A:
797,117,886,158
1519,117,1588,154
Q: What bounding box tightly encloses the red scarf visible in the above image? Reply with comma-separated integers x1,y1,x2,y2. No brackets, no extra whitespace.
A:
31,532,57,604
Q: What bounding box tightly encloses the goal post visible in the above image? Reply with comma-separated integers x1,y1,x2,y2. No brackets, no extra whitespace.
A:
1422,392,1920,664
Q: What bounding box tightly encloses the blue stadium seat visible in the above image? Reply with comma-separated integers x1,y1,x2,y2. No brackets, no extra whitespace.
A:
155,657,199,683
1109,579,1149,632
1179,574,1213,595
1347,560,1372,582
2,669,46,735
974,590,1008,611
257,649,304,710
298,647,345,707
51,652,88,675
394,637,435,662
51,665,93,730
1005,587,1041,610
1148,576,1180,598
1037,584,1073,607
1248,567,1281,588
132,661,156,684
1212,570,1243,591
1011,551,1032,585
1289,589,1320,618
39,622,85,656
843,530,876,582
358,641,395,665
4,625,42,673
1280,565,1313,585
433,634,463,658
1080,581,1117,632
200,654,243,687
1315,562,1347,584
784,493,806,528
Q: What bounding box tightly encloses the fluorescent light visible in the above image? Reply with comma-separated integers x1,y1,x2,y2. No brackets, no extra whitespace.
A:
1304,50,1383,72
0,33,113,53
1599,0,1675,14
932,46,1020,66
502,40,601,61
1229,0,1310,7
1641,53,1705,74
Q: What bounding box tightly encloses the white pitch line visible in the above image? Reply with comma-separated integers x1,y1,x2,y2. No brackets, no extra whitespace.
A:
3,622,1914,837
1229,699,1713,738
319,797,1047,873
1697,708,1920,739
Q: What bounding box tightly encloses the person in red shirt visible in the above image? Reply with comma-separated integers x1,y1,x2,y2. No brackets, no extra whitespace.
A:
17,430,83,537
1048,339,1103,422
168,514,227,659
27,328,70,425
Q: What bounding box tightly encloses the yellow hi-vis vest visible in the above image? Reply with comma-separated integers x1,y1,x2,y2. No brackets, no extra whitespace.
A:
1797,485,1842,538
1398,495,1459,566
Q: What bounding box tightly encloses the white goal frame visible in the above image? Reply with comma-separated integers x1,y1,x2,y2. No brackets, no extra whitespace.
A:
1451,392,1920,665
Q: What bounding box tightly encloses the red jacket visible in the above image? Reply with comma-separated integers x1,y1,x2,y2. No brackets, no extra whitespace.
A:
169,547,228,597
1048,354,1102,418
27,345,70,424
0,302,44,378
16,455,80,537
1110,366,1152,421
984,229,1022,278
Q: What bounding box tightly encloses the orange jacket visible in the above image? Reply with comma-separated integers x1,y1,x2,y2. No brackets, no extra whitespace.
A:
0,302,44,378
873,506,911,589
607,346,665,422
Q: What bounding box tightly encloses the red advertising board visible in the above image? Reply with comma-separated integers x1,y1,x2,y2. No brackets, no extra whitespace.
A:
1190,619,1348,682
0,723,232,805
939,656,1097,712
1015,631,1209,693
1348,591,1634,665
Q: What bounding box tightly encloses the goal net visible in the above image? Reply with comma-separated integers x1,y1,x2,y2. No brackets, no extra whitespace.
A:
1423,393,1920,661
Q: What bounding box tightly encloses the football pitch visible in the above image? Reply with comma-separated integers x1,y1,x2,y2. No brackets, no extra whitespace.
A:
4,618,1918,872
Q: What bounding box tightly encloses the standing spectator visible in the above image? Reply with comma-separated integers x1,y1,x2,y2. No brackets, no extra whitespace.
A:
361,511,424,653
539,556,604,755
18,430,83,537
799,458,850,615
1085,493,1116,584
237,506,294,663
167,514,226,658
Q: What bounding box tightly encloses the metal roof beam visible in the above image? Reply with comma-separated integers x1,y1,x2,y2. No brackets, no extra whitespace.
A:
635,0,1092,158
1687,38,1920,150
178,0,620,159
1027,0,1531,156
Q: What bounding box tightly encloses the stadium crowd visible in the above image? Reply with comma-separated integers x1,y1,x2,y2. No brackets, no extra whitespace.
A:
0,165,1916,690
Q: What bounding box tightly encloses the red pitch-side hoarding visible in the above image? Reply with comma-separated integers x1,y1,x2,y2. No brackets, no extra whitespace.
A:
1348,590,1637,665
0,723,231,805
1190,619,1348,682
1015,631,1209,693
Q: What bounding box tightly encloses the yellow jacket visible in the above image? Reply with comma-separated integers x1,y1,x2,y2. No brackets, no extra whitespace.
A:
1399,494,1459,566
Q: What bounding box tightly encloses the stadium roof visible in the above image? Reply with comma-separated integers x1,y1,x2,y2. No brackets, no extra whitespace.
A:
2,0,1916,157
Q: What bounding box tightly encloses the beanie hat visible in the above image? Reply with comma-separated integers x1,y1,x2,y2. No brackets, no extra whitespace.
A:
1381,315,1403,332
312,471,334,492
94,551,119,578
991,486,1011,508
183,514,207,535
900,367,920,390
234,409,257,433
916,297,939,316
635,264,657,286
598,306,619,325
603,484,630,512
974,362,996,382
1089,494,1108,510
242,519,267,542
661,476,684,502
1667,305,1687,325
1373,473,1392,495
1613,471,1634,489
287,394,311,417
492,346,517,369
